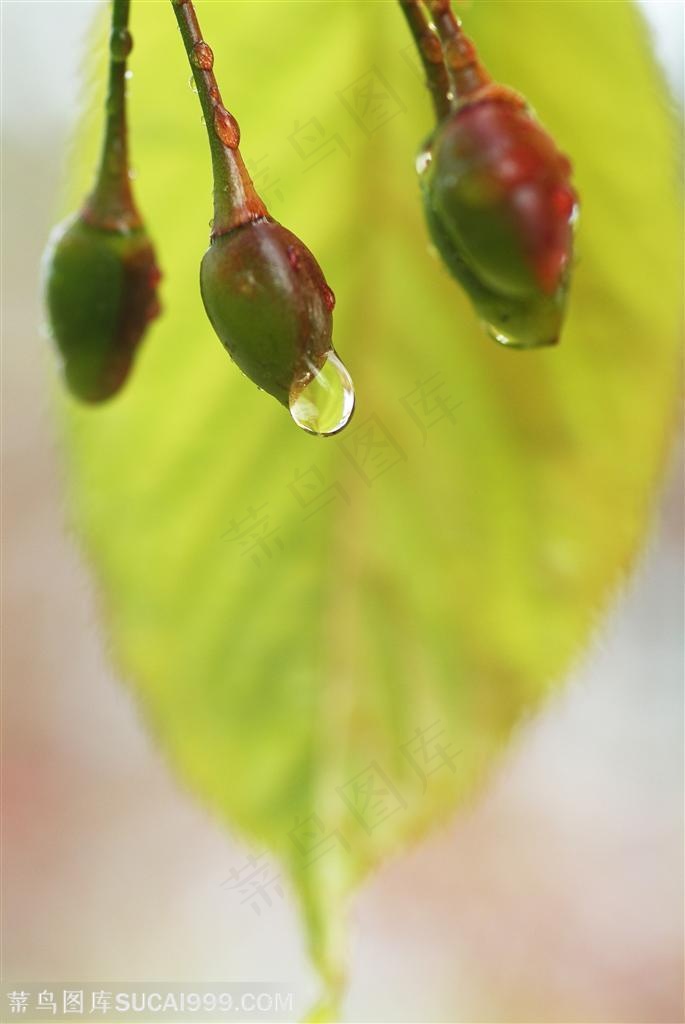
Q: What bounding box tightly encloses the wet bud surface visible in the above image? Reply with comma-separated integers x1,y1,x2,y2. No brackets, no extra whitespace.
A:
420,96,578,348
200,219,336,407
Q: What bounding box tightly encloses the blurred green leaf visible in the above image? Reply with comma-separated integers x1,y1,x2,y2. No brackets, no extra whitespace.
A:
59,1,680,1013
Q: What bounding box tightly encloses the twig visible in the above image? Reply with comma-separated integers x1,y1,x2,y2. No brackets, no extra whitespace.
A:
422,0,490,102
84,0,140,229
398,0,453,121
170,0,267,237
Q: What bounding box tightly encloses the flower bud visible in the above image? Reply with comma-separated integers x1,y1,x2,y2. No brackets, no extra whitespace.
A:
44,215,161,402
421,92,578,347
200,219,335,406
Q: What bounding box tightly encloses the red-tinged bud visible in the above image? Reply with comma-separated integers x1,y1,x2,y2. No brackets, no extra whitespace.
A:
421,91,578,348
200,219,334,407
404,2,579,348
171,0,354,434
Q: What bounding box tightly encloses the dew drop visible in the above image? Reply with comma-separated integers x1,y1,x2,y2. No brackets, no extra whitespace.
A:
444,34,476,70
483,322,557,349
322,285,336,312
289,350,355,437
415,147,432,175
191,40,214,70
213,105,240,148
124,69,133,80
189,74,199,93
484,322,514,346
420,32,443,64
551,184,576,220
286,244,300,270
110,28,132,62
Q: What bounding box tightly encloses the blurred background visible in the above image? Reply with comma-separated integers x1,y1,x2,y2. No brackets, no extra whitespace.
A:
1,2,683,1022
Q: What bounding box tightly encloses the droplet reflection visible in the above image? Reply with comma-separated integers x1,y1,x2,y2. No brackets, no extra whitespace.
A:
484,322,558,349
415,148,432,175
289,350,355,437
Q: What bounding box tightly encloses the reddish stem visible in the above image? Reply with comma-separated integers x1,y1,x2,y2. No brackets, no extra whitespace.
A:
170,0,267,238
398,0,452,121
423,0,491,101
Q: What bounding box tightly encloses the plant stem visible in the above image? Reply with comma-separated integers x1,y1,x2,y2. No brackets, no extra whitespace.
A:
170,0,267,238
422,0,490,101
398,0,452,122
84,0,140,230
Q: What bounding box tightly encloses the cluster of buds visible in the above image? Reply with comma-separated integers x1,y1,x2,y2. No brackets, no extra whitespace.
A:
43,0,579,427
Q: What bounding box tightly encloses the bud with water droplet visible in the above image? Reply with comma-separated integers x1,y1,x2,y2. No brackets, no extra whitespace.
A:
172,0,354,434
421,90,578,348
201,220,353,434
408,1,579,348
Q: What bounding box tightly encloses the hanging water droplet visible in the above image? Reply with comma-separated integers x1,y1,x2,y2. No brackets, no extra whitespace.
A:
483,322,557,349
213,105,240,148
110,27,132,62
124,69,133,80
189,74,199,94
289,350,355,437
484,322,514,346
321,285,336,312
415,147,432,175
191,41,214,70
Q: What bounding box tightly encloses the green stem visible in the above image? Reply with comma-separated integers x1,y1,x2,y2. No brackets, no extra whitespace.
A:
422,0,490,101
84,0,140,230
170,0,267,238
398,0,452,122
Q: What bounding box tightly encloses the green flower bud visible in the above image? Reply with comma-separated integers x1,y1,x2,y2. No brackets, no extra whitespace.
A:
44,215,160,402
200,219,335,406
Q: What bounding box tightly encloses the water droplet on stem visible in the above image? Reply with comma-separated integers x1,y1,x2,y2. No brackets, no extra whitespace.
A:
420,33,443,64
213,106,240,148
289,350,355,437
191,41,214,70
110,28,132,62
